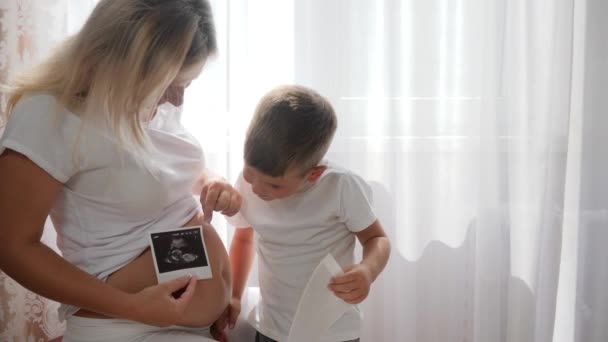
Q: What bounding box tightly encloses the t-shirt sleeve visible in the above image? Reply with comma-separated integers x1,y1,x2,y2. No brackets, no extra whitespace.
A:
338,172,377,232
226,172,252,228
0,95,81,183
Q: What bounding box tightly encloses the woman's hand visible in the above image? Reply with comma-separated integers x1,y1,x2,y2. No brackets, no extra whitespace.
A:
127,275,197,327
200,179,242,223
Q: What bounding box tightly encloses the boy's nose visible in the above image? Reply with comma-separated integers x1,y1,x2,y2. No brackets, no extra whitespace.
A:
251,183,268,199
251,182,260,192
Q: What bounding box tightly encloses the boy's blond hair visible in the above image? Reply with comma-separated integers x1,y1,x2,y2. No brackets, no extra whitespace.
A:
245,85,337,177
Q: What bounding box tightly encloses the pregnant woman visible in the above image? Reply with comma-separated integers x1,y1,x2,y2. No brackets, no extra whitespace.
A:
0,0,238,341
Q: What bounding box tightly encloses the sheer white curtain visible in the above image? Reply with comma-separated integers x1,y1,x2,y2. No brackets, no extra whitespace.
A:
1,0,605,341
565,1,608,341
184,0,607,341
0,1,96,340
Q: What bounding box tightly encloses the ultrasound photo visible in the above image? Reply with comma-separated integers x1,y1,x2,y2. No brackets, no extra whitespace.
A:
149,226,212,282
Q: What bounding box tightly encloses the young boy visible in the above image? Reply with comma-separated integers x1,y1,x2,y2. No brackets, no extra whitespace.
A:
217,85,390,342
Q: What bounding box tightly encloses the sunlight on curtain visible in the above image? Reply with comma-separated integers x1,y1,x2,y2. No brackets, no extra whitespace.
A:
179,1,597,341
182,0,296,244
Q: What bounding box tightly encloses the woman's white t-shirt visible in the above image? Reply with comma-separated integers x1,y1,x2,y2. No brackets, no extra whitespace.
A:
0,94,204,320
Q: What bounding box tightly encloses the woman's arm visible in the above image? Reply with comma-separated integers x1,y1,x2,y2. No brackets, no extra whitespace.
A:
229,227,255,304
0,149,197,327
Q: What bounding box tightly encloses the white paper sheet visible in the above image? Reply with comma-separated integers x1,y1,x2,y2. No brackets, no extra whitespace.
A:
286,254,353,342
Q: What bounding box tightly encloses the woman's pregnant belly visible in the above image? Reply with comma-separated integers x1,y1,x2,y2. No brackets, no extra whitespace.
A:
75,212,231,327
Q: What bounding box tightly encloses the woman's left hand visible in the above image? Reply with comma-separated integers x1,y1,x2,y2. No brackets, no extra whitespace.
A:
200,179,242,223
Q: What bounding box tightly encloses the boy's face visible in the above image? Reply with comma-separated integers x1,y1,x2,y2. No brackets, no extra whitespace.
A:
243,164,325,201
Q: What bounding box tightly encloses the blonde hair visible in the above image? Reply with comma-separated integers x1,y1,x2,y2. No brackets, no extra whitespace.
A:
2,0,216,166
245,85,337,177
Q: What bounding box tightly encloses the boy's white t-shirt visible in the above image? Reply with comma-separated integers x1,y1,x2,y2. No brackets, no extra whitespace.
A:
228,163,376,342
0,94,204,320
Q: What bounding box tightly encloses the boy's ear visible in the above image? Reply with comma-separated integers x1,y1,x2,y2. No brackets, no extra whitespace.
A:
306,165,327,182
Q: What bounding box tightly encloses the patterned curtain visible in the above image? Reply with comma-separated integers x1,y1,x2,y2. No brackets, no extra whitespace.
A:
0,1,94,340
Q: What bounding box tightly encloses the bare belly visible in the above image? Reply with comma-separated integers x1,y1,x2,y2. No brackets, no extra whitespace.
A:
75,212,231,327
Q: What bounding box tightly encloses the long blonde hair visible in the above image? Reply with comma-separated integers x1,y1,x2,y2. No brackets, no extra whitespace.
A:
2,0,216,165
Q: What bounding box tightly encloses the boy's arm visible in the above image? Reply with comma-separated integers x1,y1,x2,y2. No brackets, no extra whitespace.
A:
212,226,255,334
230,227,256,301
329,220,390,304
355,220,391,282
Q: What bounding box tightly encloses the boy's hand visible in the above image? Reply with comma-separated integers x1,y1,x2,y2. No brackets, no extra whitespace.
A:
201,179,242,223
211,297,242,335
328,264,373,304
210,322,228,342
